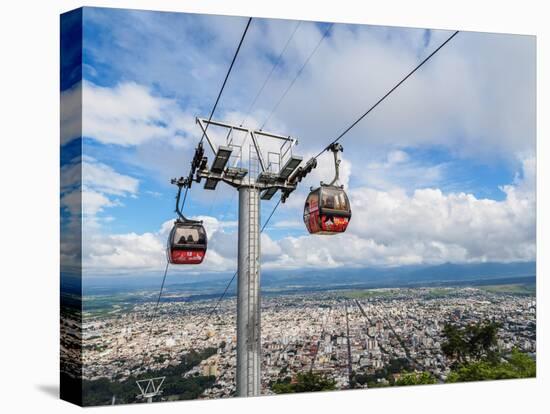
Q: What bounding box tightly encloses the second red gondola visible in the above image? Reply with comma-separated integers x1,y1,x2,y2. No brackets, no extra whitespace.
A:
303,143,351,235
303,185,351,234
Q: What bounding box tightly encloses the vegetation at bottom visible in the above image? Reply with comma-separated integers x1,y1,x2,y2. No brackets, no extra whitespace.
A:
446,348,535,382
271,371,337,394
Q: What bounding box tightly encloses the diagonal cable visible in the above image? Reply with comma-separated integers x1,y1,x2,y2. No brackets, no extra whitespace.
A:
197,198,282,331
261,23,333,130
241,20,302,127
313,30,460,159
140,261,170,369
199,17,253,145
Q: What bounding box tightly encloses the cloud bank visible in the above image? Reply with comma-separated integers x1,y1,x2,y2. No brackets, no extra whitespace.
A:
80,156,535,274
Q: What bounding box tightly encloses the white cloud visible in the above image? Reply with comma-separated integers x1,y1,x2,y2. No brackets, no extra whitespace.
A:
265,28,535,166
80,156,535,274
82,190,118,217
271,219,303,229
387,150,409,165
361,150,447,191
82,156,139,197
80,158,139,225
261,156,535,269
86,231,165,270
59,80,199,147
261,233,283,260
61,157,140,227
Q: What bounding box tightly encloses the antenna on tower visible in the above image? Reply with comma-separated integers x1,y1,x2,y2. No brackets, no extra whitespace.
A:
136,377,165,403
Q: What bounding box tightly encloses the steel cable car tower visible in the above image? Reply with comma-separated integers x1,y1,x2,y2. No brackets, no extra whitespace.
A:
178,118,305,396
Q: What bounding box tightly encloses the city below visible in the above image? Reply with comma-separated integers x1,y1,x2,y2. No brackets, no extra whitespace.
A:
61,278,536,401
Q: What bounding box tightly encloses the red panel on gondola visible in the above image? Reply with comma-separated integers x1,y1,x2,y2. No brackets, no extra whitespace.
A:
170,249,205,265
320,214,349,233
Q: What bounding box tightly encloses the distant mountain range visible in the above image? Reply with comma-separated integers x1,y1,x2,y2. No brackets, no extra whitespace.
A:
77,261,536,298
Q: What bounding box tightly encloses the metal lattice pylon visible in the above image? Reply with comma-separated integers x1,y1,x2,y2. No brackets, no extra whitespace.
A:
136,376,165,403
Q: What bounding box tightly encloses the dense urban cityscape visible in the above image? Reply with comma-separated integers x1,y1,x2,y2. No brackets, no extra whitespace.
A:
60,284,536,402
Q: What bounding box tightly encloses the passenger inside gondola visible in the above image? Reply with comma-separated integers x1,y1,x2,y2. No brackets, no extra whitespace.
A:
175,227,203,245
167,222,207,265
322,189,348,211
334,192,347,210
322,193,334,209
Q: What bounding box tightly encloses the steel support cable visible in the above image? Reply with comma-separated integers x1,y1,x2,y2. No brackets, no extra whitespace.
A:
179,185,190,215
179,17,253,213
260,23,333,130
140,260,170,369
208,21,301,219
198,271,238,330
312,30,460,160
240,20,302,127
207,22,301,221
261,198,281,232
198,17,253,145
197,198,282,331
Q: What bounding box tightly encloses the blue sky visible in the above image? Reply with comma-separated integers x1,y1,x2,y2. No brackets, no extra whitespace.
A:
60,7,535,276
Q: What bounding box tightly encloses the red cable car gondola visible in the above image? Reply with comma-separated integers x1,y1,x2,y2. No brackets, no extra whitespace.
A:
303,143,351,235
166,177,208,265
167,220,207,264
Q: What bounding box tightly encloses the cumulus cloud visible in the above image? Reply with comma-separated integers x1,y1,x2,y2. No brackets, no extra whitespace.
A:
261,156,535,269
360,150,447,191
61,156,143,272
81,81,197,147
86,231,165,270
82,156,139,196
61,80,198,148
79,156,535,275
61,157,140,226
